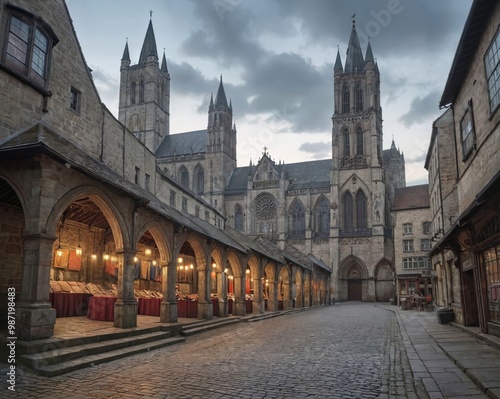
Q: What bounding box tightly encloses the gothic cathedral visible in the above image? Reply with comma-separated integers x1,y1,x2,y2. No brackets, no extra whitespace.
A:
118,19,405,302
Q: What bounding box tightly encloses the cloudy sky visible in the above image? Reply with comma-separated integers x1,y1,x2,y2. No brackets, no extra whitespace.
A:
65,0,472,186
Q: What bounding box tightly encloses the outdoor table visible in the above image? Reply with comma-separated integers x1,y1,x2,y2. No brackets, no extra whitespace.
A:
50,292,92,317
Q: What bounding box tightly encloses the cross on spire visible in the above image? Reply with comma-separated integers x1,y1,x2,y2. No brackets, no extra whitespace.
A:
150,9,153,19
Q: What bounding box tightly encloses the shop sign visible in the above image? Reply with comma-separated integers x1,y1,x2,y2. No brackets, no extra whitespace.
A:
462,257,474,271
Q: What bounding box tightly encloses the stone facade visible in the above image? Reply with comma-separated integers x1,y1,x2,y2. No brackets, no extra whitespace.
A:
428,0,500,337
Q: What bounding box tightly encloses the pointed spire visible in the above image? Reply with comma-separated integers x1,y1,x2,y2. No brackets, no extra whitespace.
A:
334,46,343,71
122,39,130,61
365,40,374,63
139,19,158,64
214,75,229,110
161,50,168,73
344,20,364,73
229,98,233,114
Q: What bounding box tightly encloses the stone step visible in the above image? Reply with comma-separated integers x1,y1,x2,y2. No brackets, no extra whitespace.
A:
35,336,186,377
244,311,283,322
181,317,240,330
180,318,241,336
20,330,173,369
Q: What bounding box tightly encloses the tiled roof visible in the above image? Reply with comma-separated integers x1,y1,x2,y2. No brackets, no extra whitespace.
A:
392,184,430,211
155,130,207,158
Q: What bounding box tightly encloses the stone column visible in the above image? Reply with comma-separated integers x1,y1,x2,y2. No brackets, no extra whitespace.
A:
233,275,246,316
268,281,278,311
197,262,213,320
253,275,264,314
217,271,228,317
290,281,297,308
160,261,177,323
367,277,376,302
16,233,57,341
114,249,137,328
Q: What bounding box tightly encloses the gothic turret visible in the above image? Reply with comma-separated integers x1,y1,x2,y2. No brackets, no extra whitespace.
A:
344,20,364,73
334,48,343,76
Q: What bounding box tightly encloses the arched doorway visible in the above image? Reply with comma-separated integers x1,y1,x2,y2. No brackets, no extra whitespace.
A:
0,178,25,332
347,264,362,301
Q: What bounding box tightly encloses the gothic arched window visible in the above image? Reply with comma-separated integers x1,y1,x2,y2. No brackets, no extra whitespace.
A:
343,128,350,158
356,190,367,229
289,200,305,238
355,84,363,112
179,166,189,188
235,204,244,231
315,197,330,237
356,126,364,156
139,80,145,103
343,191,354,230
130,82,136,105
194,164,204,195
342,84,350,114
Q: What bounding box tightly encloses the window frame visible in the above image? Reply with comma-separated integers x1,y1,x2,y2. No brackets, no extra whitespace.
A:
403,239,414,253
1,5,59,94
460,100,476,161
403,223,413,235
485,27,500,114
69,86,81,113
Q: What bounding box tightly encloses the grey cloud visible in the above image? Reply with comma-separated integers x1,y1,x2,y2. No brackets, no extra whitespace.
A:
399,90,441,127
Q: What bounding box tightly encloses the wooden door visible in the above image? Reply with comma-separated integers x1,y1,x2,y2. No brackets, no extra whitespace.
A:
348,279,362,301
462,269,479,326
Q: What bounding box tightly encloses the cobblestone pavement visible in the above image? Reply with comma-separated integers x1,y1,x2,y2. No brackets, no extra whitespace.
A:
2,303,427,399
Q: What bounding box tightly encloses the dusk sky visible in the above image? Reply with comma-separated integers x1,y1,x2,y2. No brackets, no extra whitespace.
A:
65,0,472,185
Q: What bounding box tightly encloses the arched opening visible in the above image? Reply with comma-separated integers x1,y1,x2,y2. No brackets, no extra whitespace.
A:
0,178,25,332
234,204,244,232
314,196,330,237
288,199,305,238
179,165,189,188
175,240,199,318
193,164,204,195
342,84,350,114
278,266,290,310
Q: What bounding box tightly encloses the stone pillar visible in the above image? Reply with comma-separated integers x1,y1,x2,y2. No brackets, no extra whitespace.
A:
253,275,264,314
217,271,228,317
114,249,137,328
16,233,57,341
160,261,177,323
197,263,213,320
290,281,297,308
233,275,246,316
269,281,278,311
366,277,376,302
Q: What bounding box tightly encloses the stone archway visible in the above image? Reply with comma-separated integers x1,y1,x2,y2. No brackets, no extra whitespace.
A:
339,256,369,302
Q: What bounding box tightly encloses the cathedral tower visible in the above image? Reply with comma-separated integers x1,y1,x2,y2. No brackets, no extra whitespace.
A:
206,76,237,211
118,18,170,153
330,20,391,302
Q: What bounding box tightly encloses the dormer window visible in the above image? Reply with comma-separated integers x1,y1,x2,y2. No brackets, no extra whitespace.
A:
2,5,59,93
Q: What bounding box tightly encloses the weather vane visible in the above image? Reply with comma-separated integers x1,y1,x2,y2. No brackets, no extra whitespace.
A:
351,13,356,25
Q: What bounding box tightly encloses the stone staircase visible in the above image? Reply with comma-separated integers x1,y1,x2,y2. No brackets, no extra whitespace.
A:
18,325,185,377
180,317,241,336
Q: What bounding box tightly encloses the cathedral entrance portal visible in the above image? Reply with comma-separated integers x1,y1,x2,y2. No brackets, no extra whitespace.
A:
348,279,362,301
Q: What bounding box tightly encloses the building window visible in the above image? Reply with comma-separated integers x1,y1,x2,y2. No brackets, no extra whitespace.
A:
421,239,431,251
205,210,210,221
485,29,500,113
403,239,414,252
356,126,363,155
235,204,244,231
403,257,430,270
315,197,330,237
483,245,500,323
182,197,188,212
355,190,367,229
342,84,350,114
460,102,475,160
134,167,140,185
69,86,80,113
145,173,150,191
289,200,305,238
179,166,189,188
355,84,363,112
343,191,354,230
139,80,145,103
403,223,413,235
2,7,58,91
195,205,200,218
169,190,176,207
130,82,136,105
422,222,431,235
194,165,204,195
343,128,350,158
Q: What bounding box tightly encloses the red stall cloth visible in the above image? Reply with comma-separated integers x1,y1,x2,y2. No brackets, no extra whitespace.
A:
186,300,198,318
50,292,93,317
137,297,161,316
87,296,117,321
177,299,187,318
228,299,233,314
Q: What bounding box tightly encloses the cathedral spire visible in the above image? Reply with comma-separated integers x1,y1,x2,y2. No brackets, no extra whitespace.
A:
365,40,374,64
122,39,130,62
344,20,364,73
139,19,158,64
334,46,343,73
161,50,168,73
214,75,229,110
